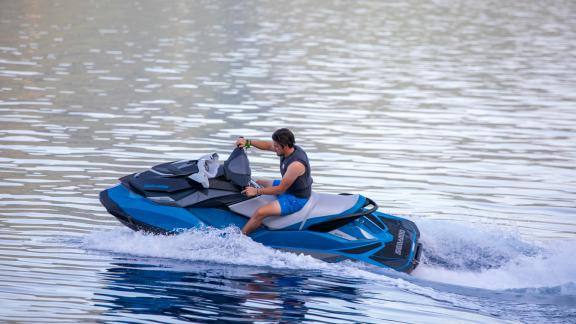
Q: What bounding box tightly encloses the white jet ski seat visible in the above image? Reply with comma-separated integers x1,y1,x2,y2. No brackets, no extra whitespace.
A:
228,192,368,230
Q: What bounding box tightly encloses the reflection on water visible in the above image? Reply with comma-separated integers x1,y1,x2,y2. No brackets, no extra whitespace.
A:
91,258,509,324
96,263,317,322
1,0,575,323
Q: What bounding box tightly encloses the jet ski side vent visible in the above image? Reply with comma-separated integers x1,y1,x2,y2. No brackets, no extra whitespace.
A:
366,214,386,230
339,242,382,254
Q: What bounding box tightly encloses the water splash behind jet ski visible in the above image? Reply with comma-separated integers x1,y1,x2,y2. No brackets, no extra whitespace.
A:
99,147,422,273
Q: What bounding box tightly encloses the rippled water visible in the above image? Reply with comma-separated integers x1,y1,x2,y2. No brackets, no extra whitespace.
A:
1,0,575,322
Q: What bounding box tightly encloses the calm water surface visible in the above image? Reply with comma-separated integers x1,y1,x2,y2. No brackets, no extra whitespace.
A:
1,0,575,323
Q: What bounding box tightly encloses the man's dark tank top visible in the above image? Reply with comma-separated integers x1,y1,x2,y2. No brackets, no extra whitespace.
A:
280,145,313,198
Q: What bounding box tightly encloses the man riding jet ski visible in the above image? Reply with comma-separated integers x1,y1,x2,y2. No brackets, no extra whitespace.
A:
99,131,422,273
236,129,314,236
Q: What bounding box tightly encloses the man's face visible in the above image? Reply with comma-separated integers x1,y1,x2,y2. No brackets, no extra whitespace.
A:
273,141,284,156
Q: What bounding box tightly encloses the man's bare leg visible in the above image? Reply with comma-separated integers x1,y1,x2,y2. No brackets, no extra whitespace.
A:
242,200,281,235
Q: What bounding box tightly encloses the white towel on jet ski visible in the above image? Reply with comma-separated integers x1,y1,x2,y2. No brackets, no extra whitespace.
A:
188,153,219,188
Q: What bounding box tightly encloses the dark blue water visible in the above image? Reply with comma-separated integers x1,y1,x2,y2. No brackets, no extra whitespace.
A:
95,261,368,323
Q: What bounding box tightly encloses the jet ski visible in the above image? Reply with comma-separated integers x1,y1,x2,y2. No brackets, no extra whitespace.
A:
99,147,423,273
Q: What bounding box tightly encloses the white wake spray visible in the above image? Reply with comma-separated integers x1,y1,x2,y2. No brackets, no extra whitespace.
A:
413,220,576,291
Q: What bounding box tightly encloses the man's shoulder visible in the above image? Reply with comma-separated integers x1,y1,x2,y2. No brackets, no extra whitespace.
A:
286,160,305,168
294,145,307,154
291,146,309,167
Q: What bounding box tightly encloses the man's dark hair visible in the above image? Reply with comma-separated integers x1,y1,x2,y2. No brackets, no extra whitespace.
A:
272,128,295,148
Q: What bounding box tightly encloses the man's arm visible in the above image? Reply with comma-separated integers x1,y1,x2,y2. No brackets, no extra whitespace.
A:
236,137,274,151
242,162,305,197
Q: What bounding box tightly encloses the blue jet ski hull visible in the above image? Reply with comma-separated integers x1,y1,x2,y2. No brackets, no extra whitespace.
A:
100,184,422,273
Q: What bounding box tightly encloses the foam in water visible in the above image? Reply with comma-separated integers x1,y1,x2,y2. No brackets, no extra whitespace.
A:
81,227,482,310
82,220,576,297
83,227,332,270
413,220,576,291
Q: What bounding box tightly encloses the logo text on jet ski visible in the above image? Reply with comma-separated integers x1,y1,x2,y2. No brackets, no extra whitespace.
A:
395,229,405,255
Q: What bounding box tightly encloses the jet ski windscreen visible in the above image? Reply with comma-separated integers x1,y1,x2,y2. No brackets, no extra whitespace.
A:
223,147,251,187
